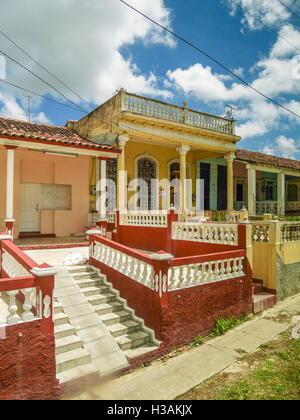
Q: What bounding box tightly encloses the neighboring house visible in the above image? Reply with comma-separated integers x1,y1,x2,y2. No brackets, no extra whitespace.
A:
0,117,120,239
234,149,300,217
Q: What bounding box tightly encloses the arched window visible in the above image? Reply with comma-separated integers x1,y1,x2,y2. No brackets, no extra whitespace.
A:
106,159,117,211
135,156,158,210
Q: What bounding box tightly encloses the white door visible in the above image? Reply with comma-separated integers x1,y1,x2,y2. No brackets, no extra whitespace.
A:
20,184,40,232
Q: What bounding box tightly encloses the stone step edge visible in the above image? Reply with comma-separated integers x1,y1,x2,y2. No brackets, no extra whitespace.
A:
91,266,160,347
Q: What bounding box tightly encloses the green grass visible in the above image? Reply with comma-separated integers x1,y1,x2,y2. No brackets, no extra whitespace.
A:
216,337,300,400
178,333,300,401
213,315,250,336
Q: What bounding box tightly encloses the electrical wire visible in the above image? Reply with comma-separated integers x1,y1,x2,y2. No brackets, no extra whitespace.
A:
276,0,300,23
229,0,300,55
119,0,300,121
0,79,87,114
0,27,95,112
0,47,89,114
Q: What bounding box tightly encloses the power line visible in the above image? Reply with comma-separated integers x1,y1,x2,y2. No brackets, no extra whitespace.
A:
229,0,300,55
119,0,300,122
0,27,95,112
0,47,89,114
276,0,300,22
0,78,87,114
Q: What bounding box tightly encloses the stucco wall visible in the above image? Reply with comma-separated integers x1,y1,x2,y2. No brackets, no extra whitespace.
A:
276,254,300,301
0,147,89,237
0,321,60,400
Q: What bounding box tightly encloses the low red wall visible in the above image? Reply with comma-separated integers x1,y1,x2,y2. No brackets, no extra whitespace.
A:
0,321,60,400
118,226,168,253
172,240,238,258
161,260,253,348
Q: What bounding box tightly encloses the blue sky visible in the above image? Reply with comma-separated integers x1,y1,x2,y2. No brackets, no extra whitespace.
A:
0,0,299,159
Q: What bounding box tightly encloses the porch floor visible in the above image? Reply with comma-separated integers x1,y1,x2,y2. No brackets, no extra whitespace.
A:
15,236,88,248
23,246,89,269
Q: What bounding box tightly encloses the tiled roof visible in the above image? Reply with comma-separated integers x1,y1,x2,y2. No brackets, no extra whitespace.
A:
0,117,119,152
236,149,300,172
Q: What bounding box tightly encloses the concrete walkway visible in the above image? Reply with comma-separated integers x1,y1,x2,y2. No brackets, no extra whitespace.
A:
64,293,300,401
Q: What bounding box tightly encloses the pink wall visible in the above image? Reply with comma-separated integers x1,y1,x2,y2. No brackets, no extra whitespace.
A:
0,146,90,237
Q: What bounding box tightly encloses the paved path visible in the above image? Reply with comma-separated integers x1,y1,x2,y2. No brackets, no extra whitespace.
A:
64,293,300,401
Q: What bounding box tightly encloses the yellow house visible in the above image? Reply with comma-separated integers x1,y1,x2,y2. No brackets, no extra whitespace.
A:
67,88,241,216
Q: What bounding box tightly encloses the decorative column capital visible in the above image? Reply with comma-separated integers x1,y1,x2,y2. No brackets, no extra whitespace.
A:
224,153,235,163
118,135,129,148
246,164,255,171
177,145,190,156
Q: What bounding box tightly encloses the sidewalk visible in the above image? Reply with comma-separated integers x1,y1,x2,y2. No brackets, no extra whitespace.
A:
64,293,300,401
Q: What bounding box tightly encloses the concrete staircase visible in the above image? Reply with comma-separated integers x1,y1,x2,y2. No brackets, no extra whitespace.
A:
252,280,277,314
69,266,159,360
54,300,99,383
54,265,159,385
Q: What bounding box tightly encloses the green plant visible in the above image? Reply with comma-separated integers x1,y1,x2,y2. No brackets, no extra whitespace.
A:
213,317,239,336
193,335,204,346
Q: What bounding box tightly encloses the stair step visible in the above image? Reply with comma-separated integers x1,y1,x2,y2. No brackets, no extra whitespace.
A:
67,266,92,274
54,301,63,314
253,293,277,314
94,301,123,315
76,278,104,289
56,363,99,385
54,312,69,326
124,344,160,362
55,335,83,355
108,320,140,338
82,286,109,297
55,323,76,340
116,331,150,351
72,272,99,280
252,283,264,294
88,293,116,306
99,311,131,326
56,348,91,374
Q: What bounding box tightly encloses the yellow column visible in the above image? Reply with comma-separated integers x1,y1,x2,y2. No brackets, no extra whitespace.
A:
178,145,190,218
117,135,129,212
225,154,235,211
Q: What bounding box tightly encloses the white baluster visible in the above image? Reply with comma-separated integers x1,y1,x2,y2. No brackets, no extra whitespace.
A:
22,288,34,321
7,290,21,325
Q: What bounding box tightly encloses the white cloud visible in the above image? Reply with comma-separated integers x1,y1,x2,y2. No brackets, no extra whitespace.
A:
226,0,291,31
167,63,249,102
0,0,175,120
262,135,299,159
270,25,300,58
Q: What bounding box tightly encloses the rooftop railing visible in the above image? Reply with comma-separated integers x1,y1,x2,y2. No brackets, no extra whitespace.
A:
120,91,236,136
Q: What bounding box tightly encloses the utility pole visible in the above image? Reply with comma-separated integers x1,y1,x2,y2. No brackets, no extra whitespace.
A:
22,95,32,122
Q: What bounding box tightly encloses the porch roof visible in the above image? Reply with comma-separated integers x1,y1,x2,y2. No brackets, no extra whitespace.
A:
236,149,300,172
0,117,120,154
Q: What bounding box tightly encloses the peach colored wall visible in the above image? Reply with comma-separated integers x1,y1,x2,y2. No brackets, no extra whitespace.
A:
0,146,89,238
